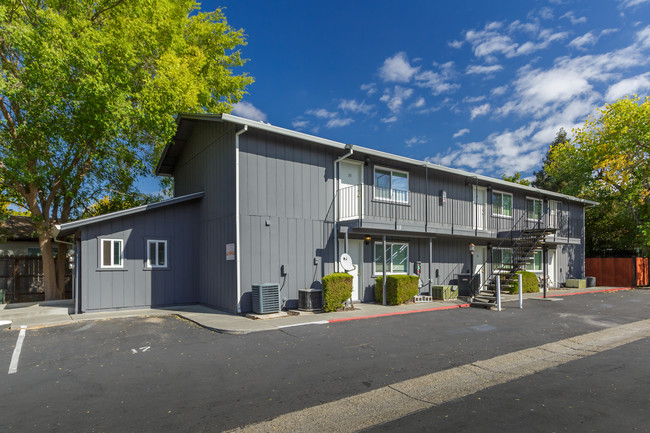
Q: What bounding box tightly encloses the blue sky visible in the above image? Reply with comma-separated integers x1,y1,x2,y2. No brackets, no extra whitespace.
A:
206,0,650,180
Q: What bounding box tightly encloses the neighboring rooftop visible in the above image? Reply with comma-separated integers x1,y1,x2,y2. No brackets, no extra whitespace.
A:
0,216,37,242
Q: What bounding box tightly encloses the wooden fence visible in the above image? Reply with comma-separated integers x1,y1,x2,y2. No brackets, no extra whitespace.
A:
585,257,649,287
0,256,72,303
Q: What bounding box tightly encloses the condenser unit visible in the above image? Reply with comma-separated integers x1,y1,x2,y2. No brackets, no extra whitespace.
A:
251,283,281,314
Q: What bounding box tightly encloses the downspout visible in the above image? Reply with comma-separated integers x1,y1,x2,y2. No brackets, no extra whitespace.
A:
333,145,354,272
52,227,79,313
424,164,428,232
235,125,248,313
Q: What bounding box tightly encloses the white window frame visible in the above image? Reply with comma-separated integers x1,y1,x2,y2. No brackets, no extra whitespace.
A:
146,239,168,269
526,250,543,272
373,242,409,275
548,200,559,228
526,197,543,221
493,247,513,272
373,166,409,204
491,191,513,218
100,239,123,269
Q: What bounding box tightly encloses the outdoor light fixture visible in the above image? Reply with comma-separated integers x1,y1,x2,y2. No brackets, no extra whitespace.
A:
364,157,370,166
469,243,475,254
364,236,372,244
487,242,492,250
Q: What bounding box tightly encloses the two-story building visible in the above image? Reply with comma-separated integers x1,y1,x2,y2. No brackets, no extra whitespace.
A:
56,113,595,314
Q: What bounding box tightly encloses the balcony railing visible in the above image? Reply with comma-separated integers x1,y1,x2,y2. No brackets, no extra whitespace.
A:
336,184,582,238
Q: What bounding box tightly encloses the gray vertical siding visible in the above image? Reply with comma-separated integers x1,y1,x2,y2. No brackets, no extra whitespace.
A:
173,121,238,312
238,130,335,310
80,202,199,312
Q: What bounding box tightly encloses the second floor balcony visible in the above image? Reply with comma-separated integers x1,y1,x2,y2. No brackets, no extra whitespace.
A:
336,184,583,241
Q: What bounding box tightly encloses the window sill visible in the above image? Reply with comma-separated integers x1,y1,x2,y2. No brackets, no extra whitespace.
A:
143,267,171,271
96,267,127,272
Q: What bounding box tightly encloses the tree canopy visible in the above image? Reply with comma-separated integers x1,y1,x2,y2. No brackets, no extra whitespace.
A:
501,172,531,186
543,96,650,255
0,0,253,299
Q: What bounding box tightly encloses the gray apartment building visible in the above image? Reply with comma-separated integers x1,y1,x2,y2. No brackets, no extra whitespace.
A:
56,113,595,314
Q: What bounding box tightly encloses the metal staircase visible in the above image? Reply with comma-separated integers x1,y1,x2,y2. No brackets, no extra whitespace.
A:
470,212,556,308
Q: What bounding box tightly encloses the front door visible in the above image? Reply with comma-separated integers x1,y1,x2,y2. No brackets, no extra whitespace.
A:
339,239,363,301
474,245,487,288
339,161,362,220
548,249,557,289
473,186,487,230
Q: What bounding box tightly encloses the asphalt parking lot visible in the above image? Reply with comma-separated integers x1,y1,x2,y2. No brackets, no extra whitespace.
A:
1,289,648,432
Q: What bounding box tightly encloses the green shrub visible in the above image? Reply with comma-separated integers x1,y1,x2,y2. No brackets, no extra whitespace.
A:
322,273,353,312
504,271,539,294
374,275,419,305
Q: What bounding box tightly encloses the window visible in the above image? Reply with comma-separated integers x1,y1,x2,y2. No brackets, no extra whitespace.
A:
493,248,513,267
526,198,543,221
27,246,58,257
146,240,167,268
374,242,408,274
374,168,408,203
526,250,543,272
492,191,513,217
101,239,122,268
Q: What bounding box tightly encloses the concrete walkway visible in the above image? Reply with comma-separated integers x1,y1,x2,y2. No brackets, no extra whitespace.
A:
0,287,635,333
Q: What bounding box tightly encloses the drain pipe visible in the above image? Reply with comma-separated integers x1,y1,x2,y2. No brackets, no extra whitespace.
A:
235,125,248,313
333,144,354,272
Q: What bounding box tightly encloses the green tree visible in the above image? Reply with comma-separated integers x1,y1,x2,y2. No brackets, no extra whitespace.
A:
501,172,531,186
0,0,253,299
81,192,163,218
533,128,569,191
545,96,650,255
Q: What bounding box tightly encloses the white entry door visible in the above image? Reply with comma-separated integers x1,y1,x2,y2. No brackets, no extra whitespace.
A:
339,239,363,301
339,161,362,220
473,186,487,230
474,245,487,288
548,249,557,289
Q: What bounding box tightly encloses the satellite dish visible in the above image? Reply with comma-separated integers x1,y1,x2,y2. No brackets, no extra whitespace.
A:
339,253,355,271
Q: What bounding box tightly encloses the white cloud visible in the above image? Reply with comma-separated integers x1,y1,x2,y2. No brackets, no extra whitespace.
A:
307,108,337,119
605,72,650,100
405,136,427,147
448,40,464,49
453,128,470,138
380,86,414,113
466,64,503,75
491,85,508,96
326,118,354,128
338,99,374,114
381,115,398,123
470,103,491,120
292,119,309,129
569,32,598,50
463,19,568,60
560,12,587,25
361,83,377,95
463,95,486,103
378,52,420,83
619,0,650,7
414,62,460,95
410,97,425,109
232,101,267,122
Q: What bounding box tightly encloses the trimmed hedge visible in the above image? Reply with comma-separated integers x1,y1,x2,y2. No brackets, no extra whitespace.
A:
322,273,353,312
504,271,539,294
374,275,419,305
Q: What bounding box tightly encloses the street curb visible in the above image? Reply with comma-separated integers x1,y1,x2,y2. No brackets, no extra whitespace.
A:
544,287,633,298
327,303,471,323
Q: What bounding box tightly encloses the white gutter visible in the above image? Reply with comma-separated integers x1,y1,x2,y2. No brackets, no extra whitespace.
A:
235,125,248,313
333,144,354,272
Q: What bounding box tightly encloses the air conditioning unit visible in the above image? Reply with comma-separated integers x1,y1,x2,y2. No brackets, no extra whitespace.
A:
252,283,281,314
298,288,323,311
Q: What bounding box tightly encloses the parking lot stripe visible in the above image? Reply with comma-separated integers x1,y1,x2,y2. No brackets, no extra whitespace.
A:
8,325,27,375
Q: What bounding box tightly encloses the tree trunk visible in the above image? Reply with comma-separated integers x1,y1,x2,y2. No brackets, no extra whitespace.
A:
40,235,59,301
55,242,68,299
